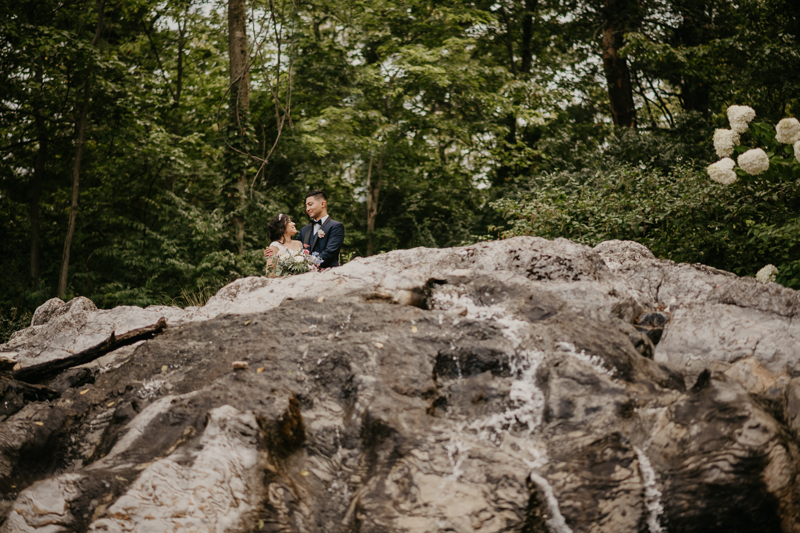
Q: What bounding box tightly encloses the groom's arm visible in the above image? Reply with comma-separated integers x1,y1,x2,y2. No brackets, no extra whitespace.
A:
319,223,344,265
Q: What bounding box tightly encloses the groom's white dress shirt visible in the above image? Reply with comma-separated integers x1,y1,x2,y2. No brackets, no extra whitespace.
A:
312,215,329,235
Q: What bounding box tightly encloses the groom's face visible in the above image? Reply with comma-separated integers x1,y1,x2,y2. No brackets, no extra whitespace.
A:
306,196,325,220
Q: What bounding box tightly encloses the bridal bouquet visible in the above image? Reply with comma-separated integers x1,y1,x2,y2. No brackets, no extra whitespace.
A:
267,246,323,277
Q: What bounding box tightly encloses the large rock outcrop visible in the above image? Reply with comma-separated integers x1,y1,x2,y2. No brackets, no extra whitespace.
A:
1,237,799,532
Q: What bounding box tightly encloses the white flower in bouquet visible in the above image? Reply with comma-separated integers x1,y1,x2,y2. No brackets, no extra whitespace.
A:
713,129,740,157
727,105,756,133
794,141,800,163
775,118,800,144
756,264,779,284
707,158,737,185
293,255,306,263
738,148,769,175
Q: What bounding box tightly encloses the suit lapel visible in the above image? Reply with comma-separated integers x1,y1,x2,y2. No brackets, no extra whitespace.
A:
302,224,313,248
309,225,319,253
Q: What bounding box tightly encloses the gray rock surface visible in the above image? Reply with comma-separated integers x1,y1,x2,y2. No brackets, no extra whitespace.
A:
1,236,799,532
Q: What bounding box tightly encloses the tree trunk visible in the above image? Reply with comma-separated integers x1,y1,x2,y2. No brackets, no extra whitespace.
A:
228,0,249,114
494,0,538,188
673,2,710,113
502,6,516,149
366,151,384,257
228,0,250,255
601,0,637,128
57,0,104,299
58,76,92,299
520,0,538,75
30,66,47,284
679,77,709,114
173,10,186,135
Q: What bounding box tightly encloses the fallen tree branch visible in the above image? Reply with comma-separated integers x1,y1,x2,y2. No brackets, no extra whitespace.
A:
13,317,168,384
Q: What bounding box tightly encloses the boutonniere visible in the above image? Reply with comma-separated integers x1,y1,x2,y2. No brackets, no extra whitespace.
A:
317,229,326,238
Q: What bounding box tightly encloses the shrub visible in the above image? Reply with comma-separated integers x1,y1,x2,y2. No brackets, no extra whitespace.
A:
492,161,800,288
0,307,32,344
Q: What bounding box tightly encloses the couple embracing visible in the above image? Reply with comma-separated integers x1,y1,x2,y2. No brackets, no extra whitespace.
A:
264,191,345,273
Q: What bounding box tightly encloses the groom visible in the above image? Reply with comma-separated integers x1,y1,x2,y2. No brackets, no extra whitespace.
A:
298,191,345,268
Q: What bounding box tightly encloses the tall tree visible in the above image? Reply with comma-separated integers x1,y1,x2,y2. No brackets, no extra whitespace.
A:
668,0,713,113
365,149,385,257
58,0,105,298
600,0,637,127
493,0,540,186
30,66,47,284
227,0,250,255
172,1,189,134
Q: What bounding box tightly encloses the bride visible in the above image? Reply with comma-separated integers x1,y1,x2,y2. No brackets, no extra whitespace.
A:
264,214,303,270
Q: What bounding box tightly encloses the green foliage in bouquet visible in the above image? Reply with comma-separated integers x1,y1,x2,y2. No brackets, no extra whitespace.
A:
266,249,318,277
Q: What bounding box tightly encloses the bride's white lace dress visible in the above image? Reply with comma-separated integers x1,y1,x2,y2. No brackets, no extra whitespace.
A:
269,241,296,253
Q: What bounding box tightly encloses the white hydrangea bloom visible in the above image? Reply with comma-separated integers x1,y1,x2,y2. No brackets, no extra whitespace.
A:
775,118,800,144
738,148,769,175
794,141,800,163
756,264,779,284
707,157,737,185
713,129,740,157
727,105,756,133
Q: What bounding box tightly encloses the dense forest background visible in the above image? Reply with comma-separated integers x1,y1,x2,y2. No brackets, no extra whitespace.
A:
2,0,799,334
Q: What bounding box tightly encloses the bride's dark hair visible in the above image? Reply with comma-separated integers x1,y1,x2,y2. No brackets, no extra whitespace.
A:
268,214,290,243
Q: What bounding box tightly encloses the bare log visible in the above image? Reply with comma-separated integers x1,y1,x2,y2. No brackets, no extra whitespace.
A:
13,317,167,384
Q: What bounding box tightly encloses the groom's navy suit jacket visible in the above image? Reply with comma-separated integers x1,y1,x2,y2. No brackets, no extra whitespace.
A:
298,217,344,268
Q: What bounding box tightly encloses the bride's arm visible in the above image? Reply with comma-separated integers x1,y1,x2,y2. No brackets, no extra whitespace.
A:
265,245,281,267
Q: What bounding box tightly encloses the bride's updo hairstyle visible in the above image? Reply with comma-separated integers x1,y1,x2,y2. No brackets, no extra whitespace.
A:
268,214,290,243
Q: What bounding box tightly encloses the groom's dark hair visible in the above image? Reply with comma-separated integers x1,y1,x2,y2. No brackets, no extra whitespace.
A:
306,190,327,202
